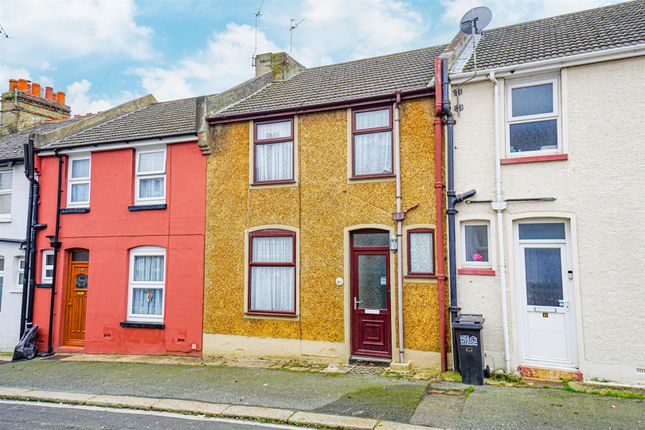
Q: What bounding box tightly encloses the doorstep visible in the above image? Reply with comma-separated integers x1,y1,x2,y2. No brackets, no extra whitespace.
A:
518,365,583,382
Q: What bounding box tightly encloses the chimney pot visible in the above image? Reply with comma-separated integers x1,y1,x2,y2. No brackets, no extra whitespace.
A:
56,91,66,105
18,79,31,92
31,82,41,97
9,79,18,92
45,86,54,101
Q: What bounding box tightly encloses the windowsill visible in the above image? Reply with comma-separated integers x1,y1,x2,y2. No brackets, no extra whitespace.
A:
60,207,90,214
9,289,24,294
120,321,165,329
36,283,53,288
0,217,11,223
128,204,167,211
244,311,298,320
348,175,396,184
501,154,568,165
250,180,297,188
405,273,437,280
458,268,496,276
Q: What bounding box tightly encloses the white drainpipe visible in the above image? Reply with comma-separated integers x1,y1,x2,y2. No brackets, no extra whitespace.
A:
489,72,511,373
393,94,405,364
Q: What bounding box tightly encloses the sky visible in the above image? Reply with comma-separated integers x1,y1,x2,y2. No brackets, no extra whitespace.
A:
0,0,626,115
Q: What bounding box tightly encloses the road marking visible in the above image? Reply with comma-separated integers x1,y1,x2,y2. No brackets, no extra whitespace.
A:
0,399,314,429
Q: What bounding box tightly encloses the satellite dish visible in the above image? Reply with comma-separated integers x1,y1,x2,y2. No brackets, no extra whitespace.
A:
460,6,492,35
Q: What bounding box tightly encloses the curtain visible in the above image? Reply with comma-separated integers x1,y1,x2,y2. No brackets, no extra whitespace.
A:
139,177,164,199
251,266,295,312
133,255,164,282
410,232,434,273
256,141,293,182
71,183,89,203
71,159,89,178
138,151,165,173
256,121,291,140
355,109,389,130
252,236,292,262
354,132,392,176
131,288,163,316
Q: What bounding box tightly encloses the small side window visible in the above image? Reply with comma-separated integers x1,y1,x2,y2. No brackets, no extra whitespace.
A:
462,222,490,267
407,229,435,277
42,250,55,284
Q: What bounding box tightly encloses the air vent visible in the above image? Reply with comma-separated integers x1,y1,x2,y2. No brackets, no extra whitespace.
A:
636,368,645,374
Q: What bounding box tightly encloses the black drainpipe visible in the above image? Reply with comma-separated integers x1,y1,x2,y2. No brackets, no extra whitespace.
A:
442,59,476,371
19,135,36,337
45,151,63,355
26,180,41,326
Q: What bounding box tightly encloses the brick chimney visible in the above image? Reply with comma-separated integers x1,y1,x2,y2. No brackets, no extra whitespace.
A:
254,52,305,80
0,78,71,136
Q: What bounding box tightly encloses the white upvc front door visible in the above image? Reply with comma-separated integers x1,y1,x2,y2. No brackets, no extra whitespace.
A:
516,221,577,369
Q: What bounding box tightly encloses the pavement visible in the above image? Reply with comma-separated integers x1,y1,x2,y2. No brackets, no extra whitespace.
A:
0,357,643,429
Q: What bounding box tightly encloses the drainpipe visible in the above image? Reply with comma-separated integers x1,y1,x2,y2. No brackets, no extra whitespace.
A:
19,135,36,337
393,91,405,364
434,58,447,372
45,151,63,355
489,72,511,373
443,59,476,370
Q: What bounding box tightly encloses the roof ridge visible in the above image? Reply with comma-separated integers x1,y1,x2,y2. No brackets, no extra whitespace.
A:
483,0,639,33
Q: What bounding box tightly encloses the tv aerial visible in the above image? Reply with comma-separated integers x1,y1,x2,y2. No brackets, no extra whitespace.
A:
460,6,492,36
289,18,305,54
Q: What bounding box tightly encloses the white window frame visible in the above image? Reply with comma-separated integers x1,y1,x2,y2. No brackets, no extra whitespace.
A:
0,256,4,311
15,256,25,290
0,169,12,221
42,250,55,284
134,147,167,205
127,246,166,323
67,155,91,208
461,221,492,268
506,76,561,157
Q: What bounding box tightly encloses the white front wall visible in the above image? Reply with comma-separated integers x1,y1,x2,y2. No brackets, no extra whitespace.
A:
0,163,29,351
453,56,645,385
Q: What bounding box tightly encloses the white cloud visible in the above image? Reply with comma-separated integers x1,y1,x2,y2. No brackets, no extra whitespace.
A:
130,23,279,101
66,79,138,115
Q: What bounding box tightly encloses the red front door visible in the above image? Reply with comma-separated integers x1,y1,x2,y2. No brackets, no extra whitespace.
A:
350,231,392,359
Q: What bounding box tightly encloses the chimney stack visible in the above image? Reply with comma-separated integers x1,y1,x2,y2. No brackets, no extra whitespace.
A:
254,52,305,80
1,78,71,135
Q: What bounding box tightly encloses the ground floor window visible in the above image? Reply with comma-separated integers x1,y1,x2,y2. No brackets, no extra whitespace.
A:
15,256,25,289
248,229,296,316
42,250,55,284
462,222,491,267
0,256,4,311
407,228,435,276
128,247,166,323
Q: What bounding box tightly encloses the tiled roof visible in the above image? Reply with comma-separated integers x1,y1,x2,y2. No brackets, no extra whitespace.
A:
212,45,447,120
49,97,197,149
462,0,645,72
0,119,80,161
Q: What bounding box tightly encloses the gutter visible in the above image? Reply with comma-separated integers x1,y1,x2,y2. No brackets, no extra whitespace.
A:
450,44,645,84
433,58,447,372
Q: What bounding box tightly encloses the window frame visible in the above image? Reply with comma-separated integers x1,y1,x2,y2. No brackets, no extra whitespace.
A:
0,255,4,311
505,76,561,157
252,118,295,186
351,105,395,180
15,256,25,289
461,221,492,269
134,147,167,205
127,246,166,323
0,169,12,220
67,155,91,208
247,229,297,317
41,250,55,284
406,228,436,278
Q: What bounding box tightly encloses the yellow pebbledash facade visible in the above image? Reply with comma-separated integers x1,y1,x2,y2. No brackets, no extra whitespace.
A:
203,96,446,368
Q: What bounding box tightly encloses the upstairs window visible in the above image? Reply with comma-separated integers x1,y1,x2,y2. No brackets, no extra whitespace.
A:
135,148,166,205
506,77,561,155
462,222,491,267
352,106,393,178
128,246,166,323
407,229,435,277
0,170,12,219
67,156,91,207
253,119,294,184
248,229,296,315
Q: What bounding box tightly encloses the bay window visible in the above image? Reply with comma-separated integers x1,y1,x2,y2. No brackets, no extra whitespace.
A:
128,247,166,323
67,156,91,207
253,119,294,184
352,106,393,178
248,229,296,315
135,147,166,205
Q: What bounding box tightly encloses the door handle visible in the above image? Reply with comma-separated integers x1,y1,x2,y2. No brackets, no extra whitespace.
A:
353,297,362,310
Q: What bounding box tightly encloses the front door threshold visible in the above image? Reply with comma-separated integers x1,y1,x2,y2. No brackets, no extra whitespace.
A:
518,365,582,381
349,355,392,366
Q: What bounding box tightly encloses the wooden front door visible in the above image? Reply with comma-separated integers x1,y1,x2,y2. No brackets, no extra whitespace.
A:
62,250,89,346
350,231,392,359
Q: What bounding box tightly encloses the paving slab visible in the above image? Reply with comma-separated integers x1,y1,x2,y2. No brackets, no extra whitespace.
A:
222,405,295,421
289,411,378,430
0,387,31,397
376,421,443,430
152,398,229,415
89,394,159,408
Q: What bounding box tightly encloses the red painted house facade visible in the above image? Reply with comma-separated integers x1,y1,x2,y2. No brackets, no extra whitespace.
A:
31,97,206,355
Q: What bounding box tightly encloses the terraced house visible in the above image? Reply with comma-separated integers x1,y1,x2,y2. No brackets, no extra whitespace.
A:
202,48,450,368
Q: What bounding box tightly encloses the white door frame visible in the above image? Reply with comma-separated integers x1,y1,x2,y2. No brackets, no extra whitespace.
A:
514,219,578,369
